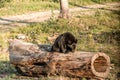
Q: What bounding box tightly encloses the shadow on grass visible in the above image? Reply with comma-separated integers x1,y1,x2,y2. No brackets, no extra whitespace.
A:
0,61,48,79
0,61,17,78
0,17,37,28
95,30,120,44
69,0,120,7
0,17,38,32
0,17,37,25
69,1,120,13
94,30,120,66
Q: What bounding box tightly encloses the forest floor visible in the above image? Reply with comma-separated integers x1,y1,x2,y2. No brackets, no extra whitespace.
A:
0,2,119,32
0,2,120,80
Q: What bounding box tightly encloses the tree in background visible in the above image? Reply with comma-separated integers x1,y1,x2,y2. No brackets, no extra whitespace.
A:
59,0,69,19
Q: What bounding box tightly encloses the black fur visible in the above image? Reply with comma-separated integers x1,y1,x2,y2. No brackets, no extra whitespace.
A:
51,32,77,53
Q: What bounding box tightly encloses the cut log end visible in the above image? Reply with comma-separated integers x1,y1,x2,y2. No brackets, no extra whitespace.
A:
91,53,110,78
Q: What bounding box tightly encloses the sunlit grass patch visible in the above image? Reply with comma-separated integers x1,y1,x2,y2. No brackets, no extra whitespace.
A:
0,33,10,48
0,0,59,16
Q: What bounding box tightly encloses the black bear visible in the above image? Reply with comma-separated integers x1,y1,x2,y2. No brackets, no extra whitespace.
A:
51,32,77,53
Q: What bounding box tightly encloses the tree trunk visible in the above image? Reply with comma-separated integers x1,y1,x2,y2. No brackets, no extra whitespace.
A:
59,0,69,18
9,39,110,79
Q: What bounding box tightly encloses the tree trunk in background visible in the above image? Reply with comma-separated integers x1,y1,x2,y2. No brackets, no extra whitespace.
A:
59,0,69,18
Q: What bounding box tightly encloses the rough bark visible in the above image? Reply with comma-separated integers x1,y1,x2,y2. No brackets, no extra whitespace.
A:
59,0,69,18
9,39,110,79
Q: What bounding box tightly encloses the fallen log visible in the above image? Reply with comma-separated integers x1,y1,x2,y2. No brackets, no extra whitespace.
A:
9,39,110,79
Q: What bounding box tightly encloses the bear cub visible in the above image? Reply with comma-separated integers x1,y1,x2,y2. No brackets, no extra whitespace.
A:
51,32,77,53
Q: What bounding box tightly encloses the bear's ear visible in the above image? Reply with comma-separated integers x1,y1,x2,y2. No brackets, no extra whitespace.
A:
75,39,78,43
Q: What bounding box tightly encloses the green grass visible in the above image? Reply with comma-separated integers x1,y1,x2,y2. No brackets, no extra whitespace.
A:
0,0,59,16
10,10,120,79
0,33,10,48
10,9,120,66
0,6,119,80
0,52,17,80
0,0,119,16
